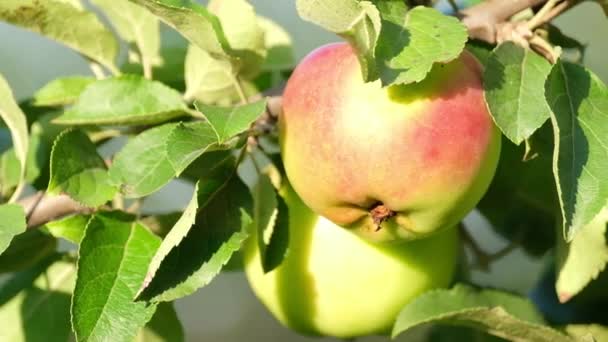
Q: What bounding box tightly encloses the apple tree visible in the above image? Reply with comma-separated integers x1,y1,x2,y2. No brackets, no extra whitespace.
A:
0,0,607,341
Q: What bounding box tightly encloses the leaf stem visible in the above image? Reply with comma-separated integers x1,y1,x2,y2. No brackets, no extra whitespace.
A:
89,62,106,80
89,129,122,143
232,75,248,105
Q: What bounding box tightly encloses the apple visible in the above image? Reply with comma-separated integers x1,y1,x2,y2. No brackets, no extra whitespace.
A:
279,43,501,242
243,183,459,338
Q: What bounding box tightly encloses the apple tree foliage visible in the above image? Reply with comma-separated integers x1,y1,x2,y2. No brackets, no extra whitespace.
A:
0,0,607,341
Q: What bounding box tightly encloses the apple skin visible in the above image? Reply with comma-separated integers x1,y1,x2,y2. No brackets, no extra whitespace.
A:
243,183,459,338
279,43,501,242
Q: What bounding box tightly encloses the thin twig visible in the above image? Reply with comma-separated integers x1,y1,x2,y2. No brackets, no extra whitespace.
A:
232,75,248,105
89,62,106,80
527,0,561,30
447,0,459,13
458,223,519,271
532,0,582,28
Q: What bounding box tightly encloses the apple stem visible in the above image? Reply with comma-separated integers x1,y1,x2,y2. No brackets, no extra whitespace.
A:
370,203,396,231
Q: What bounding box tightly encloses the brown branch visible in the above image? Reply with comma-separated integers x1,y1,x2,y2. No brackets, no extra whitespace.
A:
459,0,548,43
19,192,89,228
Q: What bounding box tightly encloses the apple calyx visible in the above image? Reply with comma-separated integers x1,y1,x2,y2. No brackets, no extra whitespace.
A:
370,203,396,231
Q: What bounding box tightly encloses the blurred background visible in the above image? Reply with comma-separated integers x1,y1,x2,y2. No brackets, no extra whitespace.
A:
1,1,607,341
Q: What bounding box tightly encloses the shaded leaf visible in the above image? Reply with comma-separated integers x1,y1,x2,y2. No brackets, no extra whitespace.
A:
140,213,182,238
556,207,608,303
54,75,187,126
251,171,290,273
0,229,56,273
109,123,178,198
165,121,221,175
72,211,160,342
392,284,572,342
466,40,493,67
196,99,267,144
545,61,608,240
136,302,184,342
484,42,552,144
296,0,381,80
0,0,119,73
33,76,95,107
263,189,289,273
477,130,558,257
0,257,76,342
375,4,467,85
137,171,251,302
48,130,116,207
0,73,29,202
0,204,26,255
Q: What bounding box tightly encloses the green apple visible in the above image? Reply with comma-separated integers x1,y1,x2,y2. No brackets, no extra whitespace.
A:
279,43,501,242
243,183,459,338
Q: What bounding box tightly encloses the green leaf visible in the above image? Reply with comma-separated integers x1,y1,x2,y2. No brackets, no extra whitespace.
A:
180,149,236,183
128,0,233,58
477,131,558,257
466,40,493,67
0,230,56,273
53,75,187,126
0,73,29,202
0,0,119,73
566,324,608,341
27,112,64,190
252,173,289,273
91,0,161,76
208,0,264,54
252,173,276,271
42,214,90,244
165,121,221,175
296,0,381,81
258,16,294,71
136,171,251,302
109,123,178,198
0,147,20,197
595,0,608,16
33,76,96,107
375,5,468,85
0,204,26,255
484,42,552,145
196,99,267,144
72,211,160,342
136,302,184,342
183,44,236,103
556,207,608,303
545,61,608,240
0,257,77,342
392,284,572,342
0,121,51,196
48,130,116,207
